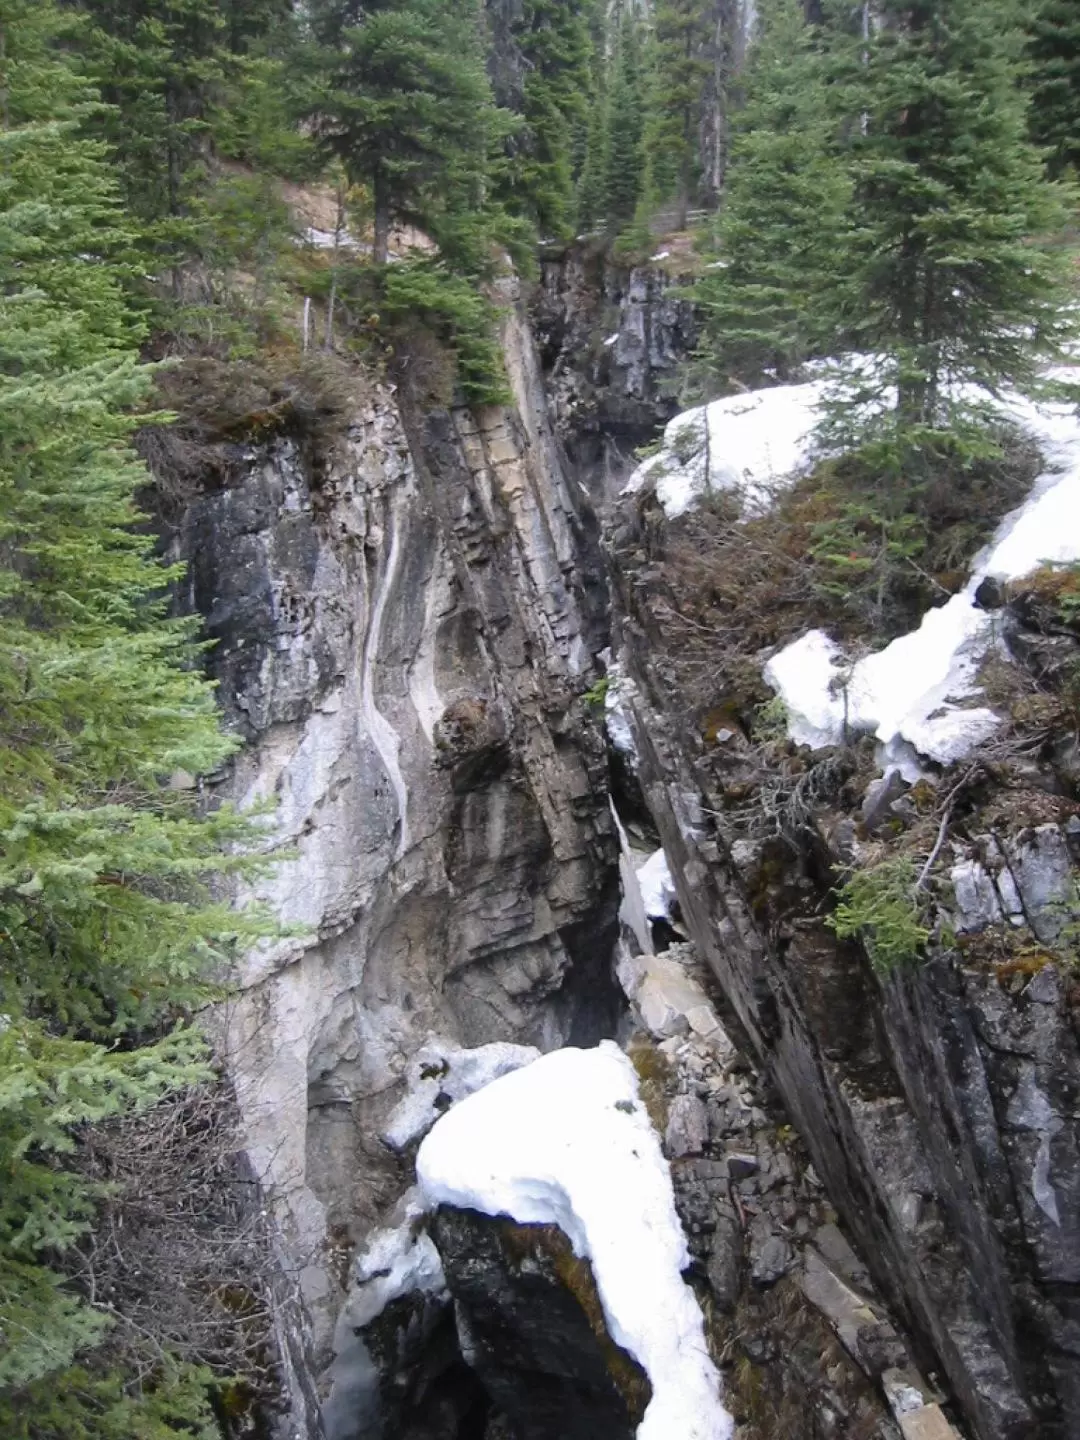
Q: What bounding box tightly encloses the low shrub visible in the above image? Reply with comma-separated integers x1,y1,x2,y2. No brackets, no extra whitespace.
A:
828,857,931,975
137,351,359,511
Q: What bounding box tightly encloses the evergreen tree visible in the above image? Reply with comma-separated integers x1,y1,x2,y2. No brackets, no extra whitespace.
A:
693,0,850,391
1027,0,1080,178
601,13,646,235
313,0,506,265
71,0,229,226
0,2,268,1425
827,0,1074,438
513,0,595,240
573,0,610,232
641,0,714,227
69,0,305,317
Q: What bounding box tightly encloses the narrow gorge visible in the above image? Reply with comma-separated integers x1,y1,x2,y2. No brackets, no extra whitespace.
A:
165,254,1079,1440
7,4,1080,1439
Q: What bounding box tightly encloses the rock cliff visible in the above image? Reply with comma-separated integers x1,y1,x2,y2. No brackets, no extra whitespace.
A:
169,281,622,1427
165,254,1078,1440
607,475,1080,1440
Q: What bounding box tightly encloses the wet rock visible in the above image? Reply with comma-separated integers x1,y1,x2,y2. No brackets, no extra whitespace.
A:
430,1208,650,1440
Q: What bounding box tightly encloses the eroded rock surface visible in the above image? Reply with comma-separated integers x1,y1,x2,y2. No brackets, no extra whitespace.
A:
168,291,622,1424
607,494,1080,1440
532,250,699,501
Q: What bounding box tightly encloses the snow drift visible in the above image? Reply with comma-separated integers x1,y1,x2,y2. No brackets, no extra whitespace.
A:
416,1042,733,1440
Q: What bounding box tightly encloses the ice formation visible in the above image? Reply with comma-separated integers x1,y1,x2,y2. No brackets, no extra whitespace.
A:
416,1042,733,1440
348,1192,448,1329
636,848,678,922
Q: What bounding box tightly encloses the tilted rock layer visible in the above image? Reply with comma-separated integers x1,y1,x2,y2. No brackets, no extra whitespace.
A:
170,290,622,1412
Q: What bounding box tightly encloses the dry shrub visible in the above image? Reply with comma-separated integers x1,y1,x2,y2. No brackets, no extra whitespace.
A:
137,352,360,516
67,1077,285,1423
626,427,1041,739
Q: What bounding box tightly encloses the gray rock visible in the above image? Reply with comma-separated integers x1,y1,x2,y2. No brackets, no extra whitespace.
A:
862,772,910,836
749,1218,794,1287
726,1149,759,1180
666,1093,710,1157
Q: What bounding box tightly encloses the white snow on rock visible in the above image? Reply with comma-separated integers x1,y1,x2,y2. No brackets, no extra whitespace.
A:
636,848,678,923
382,1038,541,1151
348,1194,447,1328
761,373,1080,774
604,666,640,764
416,1042,734,1440
624,380,824,519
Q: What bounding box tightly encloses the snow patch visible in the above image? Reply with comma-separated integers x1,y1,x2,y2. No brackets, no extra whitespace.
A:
416,1043,733,1440
636,848,678,923
762,373,1080,772
382,1038,541,1150
624,380,824,519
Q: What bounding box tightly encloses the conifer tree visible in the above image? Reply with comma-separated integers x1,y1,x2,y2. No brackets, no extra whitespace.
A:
313,0,504,265
514,0,595,240
827,0,1074,438
641,0,714,227
1027,0,1080,178
0,2,268,1425
601,13,646,235
72,0,229,226
693,0,850,391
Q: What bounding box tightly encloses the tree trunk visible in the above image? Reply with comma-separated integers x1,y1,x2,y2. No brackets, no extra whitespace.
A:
373,168,390,266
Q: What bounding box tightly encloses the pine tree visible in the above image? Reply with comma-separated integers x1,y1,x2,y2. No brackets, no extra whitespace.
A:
313,0,505,265
601,12,646,235
641,0,714,228
827,0,1075,438
513,0,595,240
0,2,268,1424
693,0,850,391
1027,0,1080,178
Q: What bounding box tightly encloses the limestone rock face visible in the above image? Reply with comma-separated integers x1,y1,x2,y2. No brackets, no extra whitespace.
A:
606,536,1080,1440
169,295,622,1414
531,250,699,500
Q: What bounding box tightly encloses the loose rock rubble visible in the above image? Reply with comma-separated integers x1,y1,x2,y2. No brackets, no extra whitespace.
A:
621,939,964,1440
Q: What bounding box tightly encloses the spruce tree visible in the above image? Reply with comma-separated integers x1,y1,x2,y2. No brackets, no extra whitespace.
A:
693,0,850,391
313,0,504,265
1027,0,1080,178
0,2,267,1425
601,13,646,235
514,0,594,240
72,0,228,226
641,0,714,228
827,0,1074,438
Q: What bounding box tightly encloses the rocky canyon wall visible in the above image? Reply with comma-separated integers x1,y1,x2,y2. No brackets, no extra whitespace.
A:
169,279,622,1426
607,449,1080,1439
163,249,1079,1440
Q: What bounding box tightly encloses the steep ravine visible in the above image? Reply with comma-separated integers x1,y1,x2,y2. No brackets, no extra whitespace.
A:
166,259,1077,1440
171,275,623,1436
